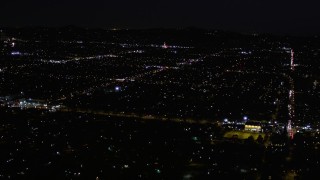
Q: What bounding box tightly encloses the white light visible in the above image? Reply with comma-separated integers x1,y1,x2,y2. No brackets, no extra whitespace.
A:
11,51,21,55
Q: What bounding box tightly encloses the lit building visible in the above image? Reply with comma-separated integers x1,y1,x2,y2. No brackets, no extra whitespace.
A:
162,42,168,49
245,121,262,132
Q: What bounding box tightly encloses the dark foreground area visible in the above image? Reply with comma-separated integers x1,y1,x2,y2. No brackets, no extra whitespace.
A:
0,108,319,180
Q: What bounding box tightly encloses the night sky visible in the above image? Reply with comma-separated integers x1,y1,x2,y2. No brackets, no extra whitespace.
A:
1,0,320,35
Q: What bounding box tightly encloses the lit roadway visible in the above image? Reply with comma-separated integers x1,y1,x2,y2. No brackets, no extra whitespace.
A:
55,53,205,103
58,107,215,125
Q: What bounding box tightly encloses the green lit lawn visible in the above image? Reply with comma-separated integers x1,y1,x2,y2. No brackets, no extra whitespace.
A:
224,130,265,140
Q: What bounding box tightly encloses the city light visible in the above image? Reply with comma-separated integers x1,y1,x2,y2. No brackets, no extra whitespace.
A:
0,26,319,180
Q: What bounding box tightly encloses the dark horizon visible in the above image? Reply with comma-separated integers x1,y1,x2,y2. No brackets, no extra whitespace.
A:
1,0,320,36
2,25,320,38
